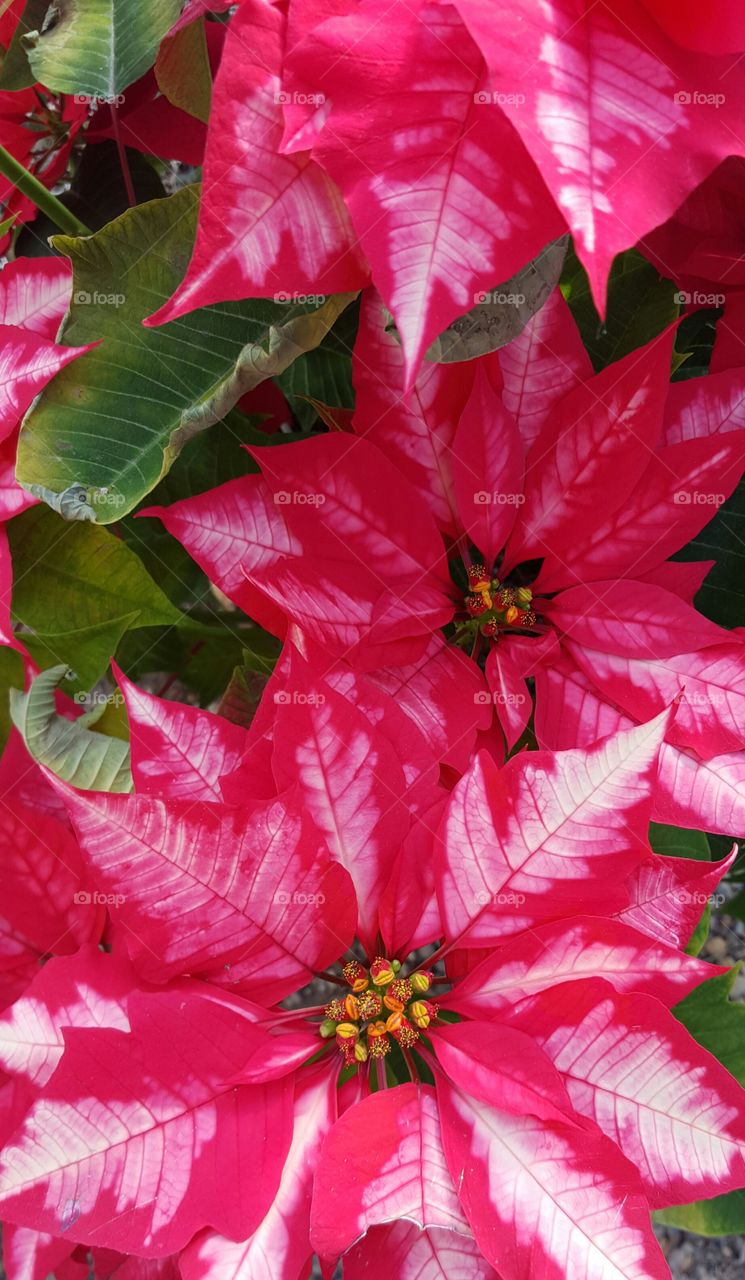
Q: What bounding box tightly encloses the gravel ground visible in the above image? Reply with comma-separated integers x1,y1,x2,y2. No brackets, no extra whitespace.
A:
654,899,745,1278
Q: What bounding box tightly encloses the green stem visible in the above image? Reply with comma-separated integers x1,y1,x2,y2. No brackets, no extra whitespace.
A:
0,144,91,237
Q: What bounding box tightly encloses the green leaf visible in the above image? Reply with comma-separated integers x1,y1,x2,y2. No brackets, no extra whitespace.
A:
10,664,132,792
649,822,711,861
680,477,745,629
155,17,212,124
276,299,358,429
22,0,181,99
9,504,181,691
655,971,745,1235
562,245,679,369
0,0,48,89
0,644,24,754
16,186,355,522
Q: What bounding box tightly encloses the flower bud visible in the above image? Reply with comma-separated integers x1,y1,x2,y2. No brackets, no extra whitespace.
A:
344,994,361,1020
354,1040,369,1063
370,956,396,986
504,605,519,624
319,1018,337,1039
389,1016,419,1048
357,991,382,1019
389,977,412,1003
324,998,347,1021
515,586,532,605
409,1000,438,1029
410,971,432,994
342,960,369,992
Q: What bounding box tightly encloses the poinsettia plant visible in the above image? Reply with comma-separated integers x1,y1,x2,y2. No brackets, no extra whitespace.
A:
0,0,745,1278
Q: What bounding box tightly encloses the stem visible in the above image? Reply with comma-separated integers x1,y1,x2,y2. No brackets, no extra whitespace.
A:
314,970,345,986
0,144,91,237
110,103,136,207
263,1005,326,1028
402,1046,420,1082
376,1057,387,1091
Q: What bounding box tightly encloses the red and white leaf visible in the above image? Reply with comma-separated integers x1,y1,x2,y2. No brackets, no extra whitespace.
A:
303,0,564,384
0,946,132,1092
451,368,524,567
508,979,745,1206
485,646,531,752
447,915,725,1018
352,288,474,538
58,785,355,1002
454,0,745,308
0,990,293,1255
432,1021,575,1124
498,288,592,453
369,633,491,774
345,1223,497,1280
179,1064,335,1280
436,712,670,946
148,0,366,326
311,1083,469,1259
503,330,673,571
0,327,90,442
535,436,745,593
271,655,409,949
116,668,250,803
567,639,745,757
436,1076,669,1280
664,369,745,445
535,649,745,837
0,259,71,338
618,846,737,948
542,580,728,659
